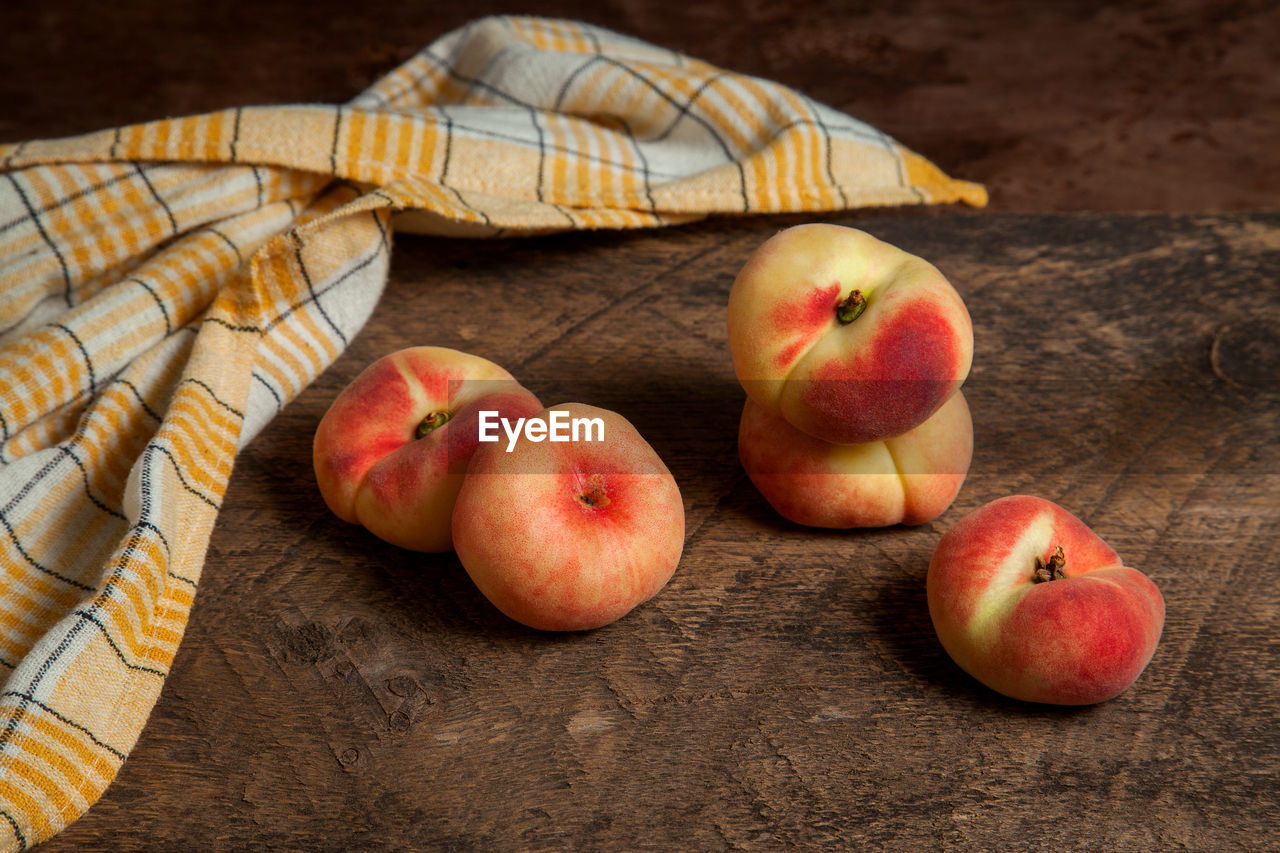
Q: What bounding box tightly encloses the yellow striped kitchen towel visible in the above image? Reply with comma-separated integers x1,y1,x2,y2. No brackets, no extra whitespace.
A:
0,15,984,849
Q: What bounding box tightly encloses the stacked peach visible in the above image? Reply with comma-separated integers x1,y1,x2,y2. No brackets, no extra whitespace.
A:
313,346,684,632
728,223,974,528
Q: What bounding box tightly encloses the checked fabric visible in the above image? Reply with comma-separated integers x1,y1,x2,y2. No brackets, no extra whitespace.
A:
0,15,985,848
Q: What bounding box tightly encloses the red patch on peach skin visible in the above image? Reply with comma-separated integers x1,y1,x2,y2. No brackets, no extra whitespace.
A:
361,391,543,511
1047,510,1123,579
443,390,544,473
999,576,1152,704
315,361,423,513
803,300,958,443
344,358,416,415
363,444,433,510
323,360,420,454
868,302,958,382
404,360,466,405
322,437,404,488
769,281,842,370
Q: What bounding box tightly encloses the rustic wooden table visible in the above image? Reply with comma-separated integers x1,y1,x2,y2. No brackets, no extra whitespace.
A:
5,1,1279,850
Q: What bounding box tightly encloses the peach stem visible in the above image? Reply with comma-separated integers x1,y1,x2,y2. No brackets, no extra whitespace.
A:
415,410,452,439
836,289,867,324
1033,546,1067,582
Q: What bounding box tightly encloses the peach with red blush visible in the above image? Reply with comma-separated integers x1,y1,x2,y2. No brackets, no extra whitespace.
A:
313,346,542,552
452,403,684,631
728,223,973,445
927,495,1165,705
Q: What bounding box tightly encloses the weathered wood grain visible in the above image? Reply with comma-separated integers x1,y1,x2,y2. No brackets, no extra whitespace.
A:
37,209,1280,851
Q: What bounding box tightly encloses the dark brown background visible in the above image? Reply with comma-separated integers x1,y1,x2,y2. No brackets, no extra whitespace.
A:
4,1,1279,850
6,0,1279,212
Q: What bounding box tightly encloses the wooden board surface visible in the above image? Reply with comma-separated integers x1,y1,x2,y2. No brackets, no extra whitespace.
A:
34,208,1280,850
